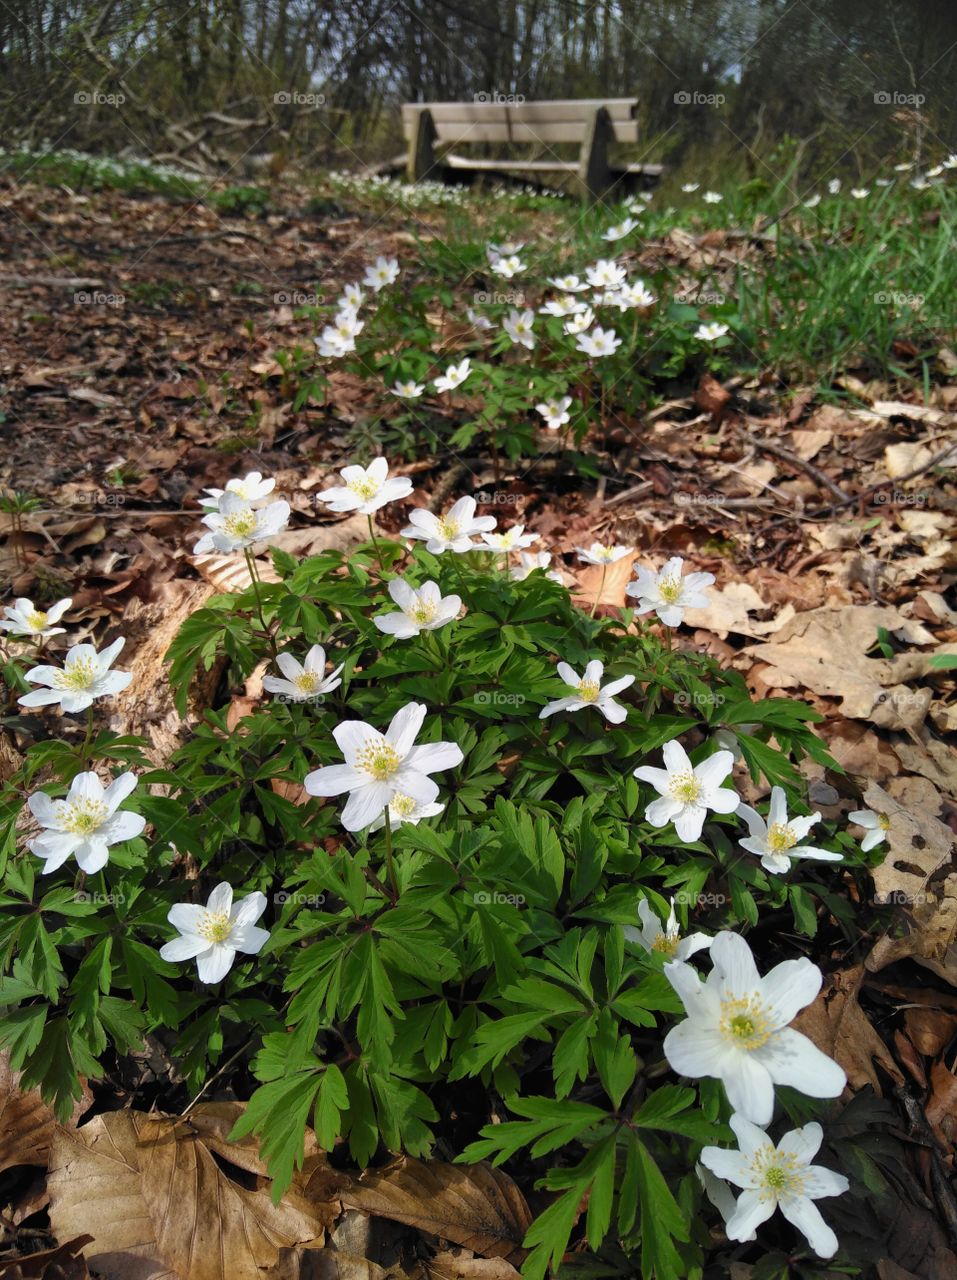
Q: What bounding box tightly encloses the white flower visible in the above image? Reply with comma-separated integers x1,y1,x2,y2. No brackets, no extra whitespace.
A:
610,281,656,310
368,793,444,831
539,295,584,318
737,787,842,875
502,309,536,349
1,597,71,639
315,457,413,515
603,217,638,241
263,644,343,702
363,256,400,291
19,637,131,714
700,1114,849,1258
625,556,714,626
911,176,929,191
159,881,269,984
490,254,525,278
393,379,425,398
875,177,893,187
697,1162,756,1241
466,307,493,331
943,154,957,170
575,326,621,357
487,240,524,258
548,274,588,292
926,165,944,178
304,702,463,831
536,396,573,429
635,739,739,841
702,190,723,203
803,193,822,208
434,358,472,393
315,330,352,358
509,551,564,584
482,525,539,552
539,659,634,724
316,310,364,356
827,177,842,193
27,770,145,873
585,259,626,289
892,163,912,172
193,492,290,553
199,471,276,509
663,931,847,1125
848,807,890,853
682,182,700,193
401,495,496,554
576,542,633,565
374,579,461,638
340,283,364,308
624,897,711,960
695,321,729,342
851,187,869,199
563,308,595,336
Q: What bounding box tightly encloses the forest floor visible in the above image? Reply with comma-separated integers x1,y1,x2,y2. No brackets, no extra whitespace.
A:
1,163,956,1279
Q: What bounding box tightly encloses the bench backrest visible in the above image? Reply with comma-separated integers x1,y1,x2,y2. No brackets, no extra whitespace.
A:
401,99,639,146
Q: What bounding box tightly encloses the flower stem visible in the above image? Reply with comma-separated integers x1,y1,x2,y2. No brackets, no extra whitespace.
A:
382,809,398,897
79,704,95,765
591,564,607,617
244,548,277,657
366,514,385,571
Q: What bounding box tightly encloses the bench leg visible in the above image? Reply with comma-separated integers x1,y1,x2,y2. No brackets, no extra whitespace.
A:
577,106,614,203
408,108,439,184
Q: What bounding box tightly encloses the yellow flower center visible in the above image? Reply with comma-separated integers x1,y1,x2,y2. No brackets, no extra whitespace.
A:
391,793,417,818
357,739,401,781
54,657,98,691
578,680,600,703
198,910,233,944
293,672,321,693
438,516,461,540
61,798,109,834
651,931,679,956
719,995,773,1050
223,510,257,539
347,476,379,500
410,600,437,625
878,812,890,831
27,610,48,629
767,822,798,853
669,770,701,805
749,1146,806,1202
658,576,682,603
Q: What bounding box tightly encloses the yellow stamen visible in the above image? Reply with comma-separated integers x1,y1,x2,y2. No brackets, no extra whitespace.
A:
197,910,233,944
357,738,401,781
658,576,682,603
28,610,48,629
391,794,417,818
223,510,257,539
670,770,701,805
578,680,600,703
767,822,798,853
347,476,379,500
61,798,109,834
719,995,772,1050
749,1146,806,1202
54,657,98,691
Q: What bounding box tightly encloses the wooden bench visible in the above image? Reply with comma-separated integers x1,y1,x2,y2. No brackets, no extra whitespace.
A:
401,99,662,202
